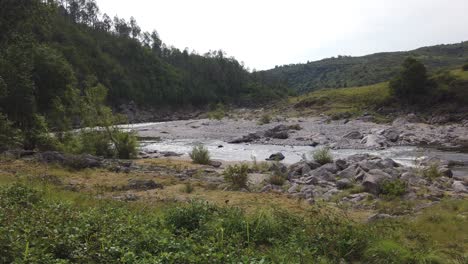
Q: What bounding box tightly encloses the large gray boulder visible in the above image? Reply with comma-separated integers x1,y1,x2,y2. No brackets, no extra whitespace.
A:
343,131,363,140
361,169,393,195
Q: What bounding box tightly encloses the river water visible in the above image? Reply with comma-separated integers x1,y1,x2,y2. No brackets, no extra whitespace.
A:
140,138,468,178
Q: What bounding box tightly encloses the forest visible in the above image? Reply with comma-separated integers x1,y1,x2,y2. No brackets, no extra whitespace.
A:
0,0,287,130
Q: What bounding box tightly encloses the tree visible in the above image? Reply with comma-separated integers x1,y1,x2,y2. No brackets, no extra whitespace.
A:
389,57,429,104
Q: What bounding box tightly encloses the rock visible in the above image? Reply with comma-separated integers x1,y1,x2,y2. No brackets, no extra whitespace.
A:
336,178,353,190
335,159,348,170
264,125,291,139
452,181,467,193
361,170,392,195
302,175,319,185
438,167,453,178
229,133,260,143
266,152,285,161
127,179,163,190
367,213,395,222
159,151,183,157
343,131,363,140
269,161,288,172
406,113,422,123
288,161,313,178
308,167,336,182
299,185,314,199
288,183,300,193
320,163,339,174
218,145,224,148
261,184,283,193
382,128,400,142
337,165,357,179
40,151,102,170
358,115,375,122
209,160,222,168
360,135,387,148
323,188,340,200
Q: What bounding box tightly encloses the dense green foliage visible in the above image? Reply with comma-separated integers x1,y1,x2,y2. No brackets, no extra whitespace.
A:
0,183,465,263
0,0,287,152
265,42,468,93
389,57,429,104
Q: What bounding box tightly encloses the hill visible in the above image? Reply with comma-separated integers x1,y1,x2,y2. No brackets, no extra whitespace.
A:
263,42,468,93
0,0,287,130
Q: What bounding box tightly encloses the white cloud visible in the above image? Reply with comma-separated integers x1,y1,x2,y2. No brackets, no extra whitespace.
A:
96,0,468,70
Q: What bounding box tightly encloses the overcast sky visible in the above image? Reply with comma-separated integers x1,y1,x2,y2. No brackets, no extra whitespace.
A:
97,0,468,70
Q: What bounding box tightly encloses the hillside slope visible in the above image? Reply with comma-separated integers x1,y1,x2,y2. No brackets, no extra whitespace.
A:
264,42,468,93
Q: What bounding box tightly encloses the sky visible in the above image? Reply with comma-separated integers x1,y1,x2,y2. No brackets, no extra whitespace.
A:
96,0,468,70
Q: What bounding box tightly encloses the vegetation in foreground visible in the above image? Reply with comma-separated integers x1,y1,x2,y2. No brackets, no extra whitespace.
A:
0,158,466,263
0,180,466,263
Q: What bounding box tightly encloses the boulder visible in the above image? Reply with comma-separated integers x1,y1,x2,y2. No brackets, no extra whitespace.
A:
335,159,348,170
337,165,357,179
361,170,392,195
266,152,285,161
229,133,260,143
360,135,387,148
382,128,400,142
127,179,163,190
343,131,363,140
264,125,292,139
308,167,336,182
336,178,353,190
209,160,222,168
438,167,453,178
452,181,467,193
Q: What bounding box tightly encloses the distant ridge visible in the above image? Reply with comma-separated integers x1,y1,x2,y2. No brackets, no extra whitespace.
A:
263,41,468,93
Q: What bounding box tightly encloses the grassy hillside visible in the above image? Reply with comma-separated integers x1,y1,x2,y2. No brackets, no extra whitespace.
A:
264,42,468,93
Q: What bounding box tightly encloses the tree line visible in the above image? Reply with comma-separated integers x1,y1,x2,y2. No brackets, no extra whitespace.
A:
0,0,288,151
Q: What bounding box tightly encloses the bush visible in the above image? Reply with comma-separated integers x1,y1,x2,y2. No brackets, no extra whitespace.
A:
268,174,286,186
312,147,333,165
381,179,407,198
114,131,138,159
422,163,442,180
189,144,211,164
208,103,225,120
462,63,468,71
80,130,114,157
165,201,214,231
257,114,271,125
181,182,194,193
223,164,249,190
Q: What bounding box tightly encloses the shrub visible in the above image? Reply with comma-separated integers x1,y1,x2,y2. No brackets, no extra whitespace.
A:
312,147,333,165
165,201,214,231
223,164,249,190
363,240,411,264
462,63,468,71
189,144,211,164
381,179,407,198
114,131,138,159
80,130,114,157
181,182,194,193
257,114,271,125
268,174,286,186
422,163,442,180
208,103,225,120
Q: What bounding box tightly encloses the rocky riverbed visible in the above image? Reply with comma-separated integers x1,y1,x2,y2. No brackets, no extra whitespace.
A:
131,114,468,150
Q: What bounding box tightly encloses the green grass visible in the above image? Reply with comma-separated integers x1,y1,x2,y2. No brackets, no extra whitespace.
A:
451,69,468,80
0,160,466,263
291,82,391,118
